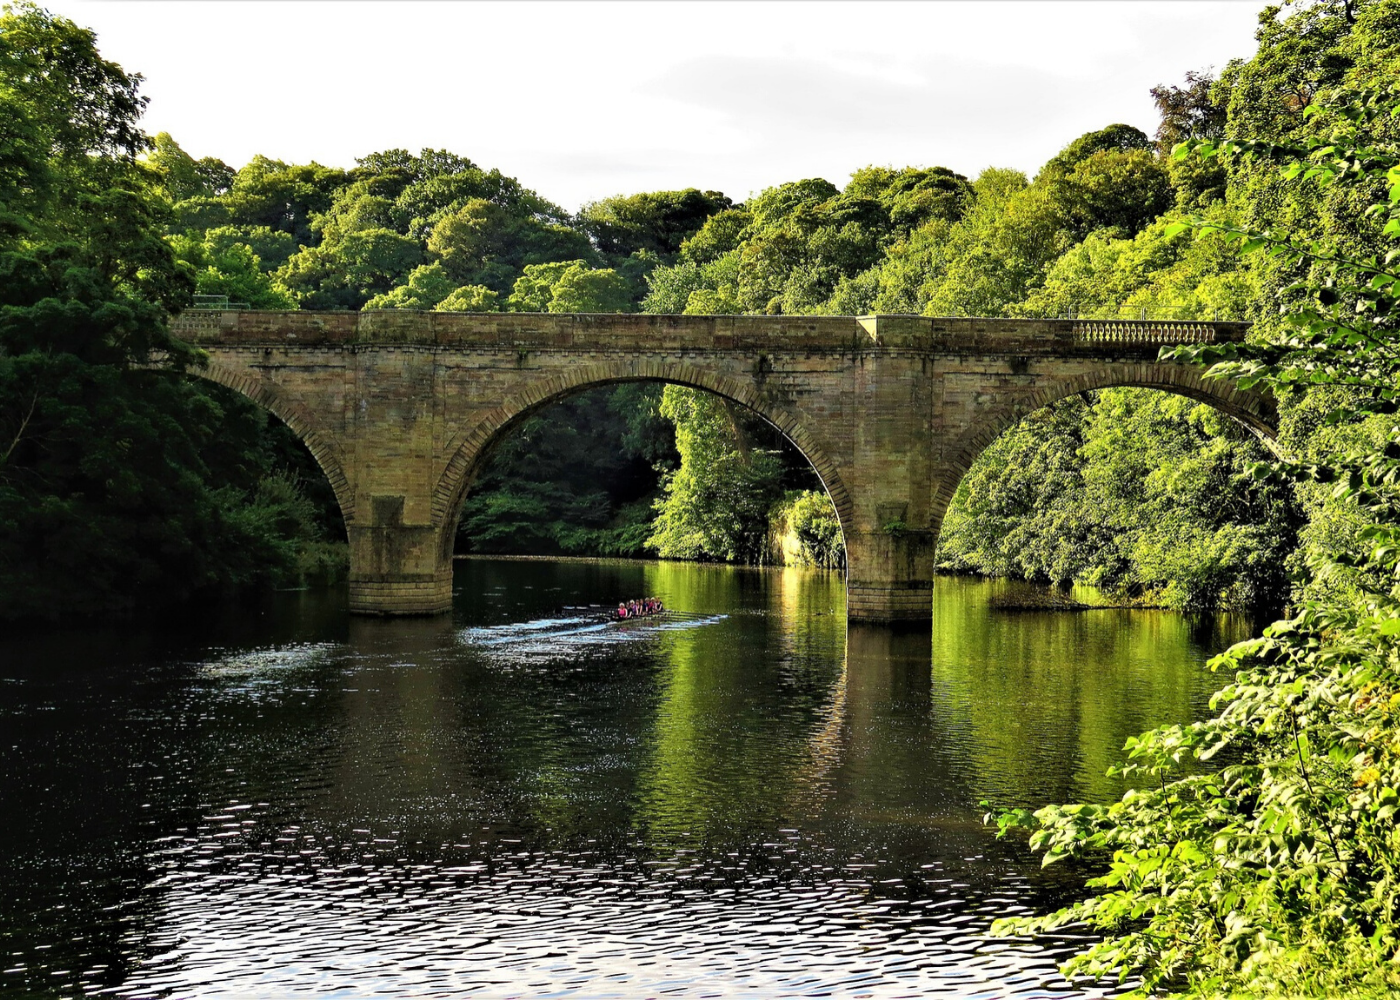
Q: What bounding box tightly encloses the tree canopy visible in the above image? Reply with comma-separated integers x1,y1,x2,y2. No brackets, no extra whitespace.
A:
0,2,345,619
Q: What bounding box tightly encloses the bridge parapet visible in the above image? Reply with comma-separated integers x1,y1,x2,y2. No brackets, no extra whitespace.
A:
1071,320,1233,345
171,310,1248,356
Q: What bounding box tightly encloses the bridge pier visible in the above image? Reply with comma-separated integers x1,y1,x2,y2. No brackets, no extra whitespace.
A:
346,497,453,616
346,544,453,615
844,530,936,622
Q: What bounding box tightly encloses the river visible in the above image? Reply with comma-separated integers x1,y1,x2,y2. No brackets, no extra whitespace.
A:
0,558,1254,998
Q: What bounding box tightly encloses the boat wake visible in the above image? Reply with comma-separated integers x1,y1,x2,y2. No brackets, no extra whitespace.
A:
459,609,727,662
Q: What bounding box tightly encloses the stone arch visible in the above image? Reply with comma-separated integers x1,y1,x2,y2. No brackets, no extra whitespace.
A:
192,359,357,524
932,361,1278,520
432,358,855,551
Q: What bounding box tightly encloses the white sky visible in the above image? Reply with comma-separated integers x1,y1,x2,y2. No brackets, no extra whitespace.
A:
44,0,1268,211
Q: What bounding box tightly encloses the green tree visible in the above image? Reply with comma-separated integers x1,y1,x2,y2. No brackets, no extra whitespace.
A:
991,75,1400,997
546,265,632,312
146,131,233,201
507,260,582,312
276,226,423,309
458,384,675,556
426,197,593,292
362,260,456,310
648,386,822,562
1044,143,1173,238
506,260,633,313
168,229,297,308
1151,69,1234,209
577,188,731,258
939,387,1296,612
1151,70,1230,154
193,224,298,272
768,489,845,568
677,208,751,264
906,130,1171,319
435,283,499,312
915,168,1059,317
0,3,338,619
1016,215,1253,321
212,155,346,246
648,386,787,562
638,167,974,317
367,147,571,240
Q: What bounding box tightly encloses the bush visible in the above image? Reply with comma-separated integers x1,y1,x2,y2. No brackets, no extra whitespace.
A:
768,489,845,568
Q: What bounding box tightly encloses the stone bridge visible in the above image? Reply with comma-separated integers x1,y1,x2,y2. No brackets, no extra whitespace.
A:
169,310,1274,621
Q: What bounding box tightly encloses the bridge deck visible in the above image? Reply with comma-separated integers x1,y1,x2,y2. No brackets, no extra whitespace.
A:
171,311,1248,355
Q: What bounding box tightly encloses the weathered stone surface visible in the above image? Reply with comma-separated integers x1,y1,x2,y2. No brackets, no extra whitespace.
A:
173,311,1274,621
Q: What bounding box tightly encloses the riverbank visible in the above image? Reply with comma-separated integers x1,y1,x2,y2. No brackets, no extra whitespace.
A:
985,590,1169,611
457,555,1178,610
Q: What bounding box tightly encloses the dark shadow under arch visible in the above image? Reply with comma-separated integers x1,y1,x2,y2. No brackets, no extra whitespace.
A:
932,362,1279,524
432,360,855,558
192,360,357,525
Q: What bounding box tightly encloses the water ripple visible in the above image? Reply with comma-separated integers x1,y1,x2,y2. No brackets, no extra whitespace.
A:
0,561,1236,999
460,611,728,663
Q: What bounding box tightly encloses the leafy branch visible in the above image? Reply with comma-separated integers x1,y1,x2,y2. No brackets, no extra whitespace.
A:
986,82,1400,996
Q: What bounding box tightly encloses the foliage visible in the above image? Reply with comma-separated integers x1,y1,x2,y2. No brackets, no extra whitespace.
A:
457,384,675,557
648,386,785,562
938,389,1295,611
641,168,973,316
425,196,592,294
768,489,845,568
577,188,731,258
989,72,1400,996
363,261,457,310
895,133,1172,318
277,225,423,310
167,228,297,308
642,252,745,315
192,154,346,248
0,3,341,620
647,385,825,562
1016,214,1254,321
435,282,500,313
911,168,1058,317
149,144,595,312
545,264,633,313
1151,70,1230,155
147,132,234,202
506,259,633,313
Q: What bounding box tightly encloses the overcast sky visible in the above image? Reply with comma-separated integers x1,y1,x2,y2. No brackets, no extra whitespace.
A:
45,0,1267,210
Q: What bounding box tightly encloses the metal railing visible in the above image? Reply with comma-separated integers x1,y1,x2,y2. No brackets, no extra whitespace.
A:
191,294,250,310
1054,304,1242,321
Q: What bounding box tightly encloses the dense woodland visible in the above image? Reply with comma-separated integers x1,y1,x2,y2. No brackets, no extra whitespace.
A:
5,0,1366,619
7,0,1400,993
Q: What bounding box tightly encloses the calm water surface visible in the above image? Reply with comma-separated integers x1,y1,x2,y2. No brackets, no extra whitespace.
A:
0,560,1254,998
